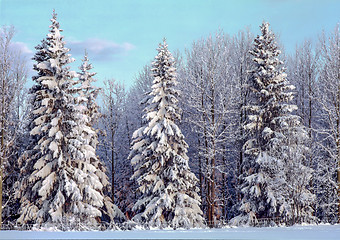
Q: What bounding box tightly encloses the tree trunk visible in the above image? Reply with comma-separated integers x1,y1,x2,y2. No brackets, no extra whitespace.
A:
205,136,211,227
0,77,5,230
337,60,340,224
201,90,210,225
221,170,226,221
197,138,203,208
209,86,216,228
338,85,340,224
0,129,3,230
238,97,244,202
308,72,313,139
210,134,215,227
111,128,115,204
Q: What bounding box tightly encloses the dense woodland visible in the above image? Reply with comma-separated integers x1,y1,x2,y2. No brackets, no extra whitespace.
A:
0,11,339,230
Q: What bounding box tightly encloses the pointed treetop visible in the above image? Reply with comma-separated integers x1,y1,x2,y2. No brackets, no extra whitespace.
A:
152,39,176,81
161,37,167,47
260,21,270,36
156,38,170,57
79,51,96,79
84,49,88,60
251,21,281,67
50,9,60,32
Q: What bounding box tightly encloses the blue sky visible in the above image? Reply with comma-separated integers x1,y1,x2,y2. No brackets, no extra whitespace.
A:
0,0,339,88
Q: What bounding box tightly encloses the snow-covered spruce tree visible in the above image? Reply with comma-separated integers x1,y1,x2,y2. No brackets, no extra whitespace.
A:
15,20,56,227
14,29,50,227
76,52,125,226
232,22,314,226
130,40,204,229
77,52,100,126
17,11,123,229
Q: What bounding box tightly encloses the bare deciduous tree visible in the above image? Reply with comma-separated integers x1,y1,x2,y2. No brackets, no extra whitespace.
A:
313,25,340,223
0,26,27,228
101,79,126,204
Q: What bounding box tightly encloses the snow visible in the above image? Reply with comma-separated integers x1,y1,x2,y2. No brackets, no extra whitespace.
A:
49,141,59,156
0,225,339,239
41,79,57,89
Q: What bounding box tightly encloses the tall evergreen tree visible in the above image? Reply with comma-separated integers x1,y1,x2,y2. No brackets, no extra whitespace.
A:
130,40,204,229
77,51,100,125
233,22,314,225
75,52,125,226
16,11,123,229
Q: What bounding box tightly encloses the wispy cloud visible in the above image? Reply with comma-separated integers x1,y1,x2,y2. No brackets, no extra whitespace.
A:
67,38,135,61
10,41,34,59
9,41,34,76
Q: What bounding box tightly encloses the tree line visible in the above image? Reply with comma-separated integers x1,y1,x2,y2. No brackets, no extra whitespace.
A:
0,11,339,229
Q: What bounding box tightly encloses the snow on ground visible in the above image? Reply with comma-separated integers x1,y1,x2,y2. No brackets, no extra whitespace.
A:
0,225,339,240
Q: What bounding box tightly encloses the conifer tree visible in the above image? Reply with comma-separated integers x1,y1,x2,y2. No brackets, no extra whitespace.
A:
77,51,100,125
233,22,314,225
17,10,75,226
76,52,124,225
130,40,204,229
74,52,125,226
17,11,123,229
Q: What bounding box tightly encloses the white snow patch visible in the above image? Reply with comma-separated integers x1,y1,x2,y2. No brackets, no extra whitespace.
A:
0,225,339,239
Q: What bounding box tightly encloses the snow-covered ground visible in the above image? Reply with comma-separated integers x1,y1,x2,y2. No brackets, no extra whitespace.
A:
0,225,339,240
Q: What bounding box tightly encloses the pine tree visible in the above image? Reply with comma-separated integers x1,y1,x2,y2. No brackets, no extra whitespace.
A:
16,11,123,229
130,40,204,229
233,22,314,226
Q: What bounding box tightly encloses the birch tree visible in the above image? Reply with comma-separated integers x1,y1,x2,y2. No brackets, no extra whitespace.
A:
0,26,28,228
181,32,233,227
288,40,319,137
226,29,254,220
314,24,340,223
100,79,126,204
